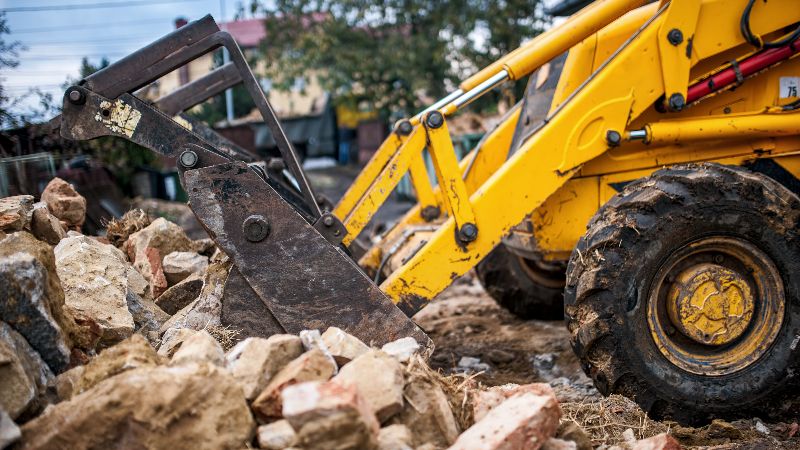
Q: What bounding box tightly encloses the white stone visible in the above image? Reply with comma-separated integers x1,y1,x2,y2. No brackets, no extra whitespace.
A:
321,327,370,366
334,350,404,422
381,337,420,363
257,420,297,450
54,235,134,346
162,251,208,285
225,335,304,400
170,330,224,367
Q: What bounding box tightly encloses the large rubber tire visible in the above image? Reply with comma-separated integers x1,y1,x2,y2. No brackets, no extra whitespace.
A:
565,163,800,424
476,245,566,320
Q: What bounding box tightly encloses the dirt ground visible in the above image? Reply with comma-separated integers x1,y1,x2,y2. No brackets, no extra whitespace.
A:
415,275,800,450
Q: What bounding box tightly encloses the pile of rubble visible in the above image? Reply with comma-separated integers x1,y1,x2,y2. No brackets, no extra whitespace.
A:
0,178,682,450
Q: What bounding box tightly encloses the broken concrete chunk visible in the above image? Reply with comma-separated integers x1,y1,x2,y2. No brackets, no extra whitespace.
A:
162,251,208,285
282,381,379,450
143,247,169,298
126,290,169,346
125,217,194,273
18,363,255,450
170,330,224,367
157,327,196,358
225,335,304,401
377,424,413,450
0,195,33,232
472,383,556,422
389,373,459,448
448,391,561,450
62,334,163,401
631,433,682,450
257,419,297,450
381,337,420,363
41,178,86,230
0,232,74,373
0,408,21,450
334,350,404,423
155,272,203,315
159,260,230,334
0,322,54,420
30,203,65,245
251,348,337,422
55,235,135,347
321,327,370,366
54,365,84,402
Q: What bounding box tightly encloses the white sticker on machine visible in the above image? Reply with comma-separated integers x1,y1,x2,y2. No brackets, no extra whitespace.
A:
780,77,800,98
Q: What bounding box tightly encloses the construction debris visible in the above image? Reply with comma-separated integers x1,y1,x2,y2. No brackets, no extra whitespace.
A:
2,203,796,449
40,178,86,231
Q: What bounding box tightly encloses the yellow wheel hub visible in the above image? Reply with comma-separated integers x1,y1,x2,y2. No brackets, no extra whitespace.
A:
667,264,754,346
647,237,785,376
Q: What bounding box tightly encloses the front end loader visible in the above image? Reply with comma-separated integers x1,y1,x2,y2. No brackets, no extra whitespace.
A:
60,0,800,423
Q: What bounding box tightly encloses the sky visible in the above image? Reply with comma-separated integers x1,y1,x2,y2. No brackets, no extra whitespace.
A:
1,0,238,117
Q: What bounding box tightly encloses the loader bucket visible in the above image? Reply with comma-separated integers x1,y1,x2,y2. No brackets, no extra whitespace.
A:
57,15,432,351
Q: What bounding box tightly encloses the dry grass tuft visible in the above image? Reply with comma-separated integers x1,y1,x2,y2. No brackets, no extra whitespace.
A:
561,394,669,447
105,209,151,248
203,324,241,351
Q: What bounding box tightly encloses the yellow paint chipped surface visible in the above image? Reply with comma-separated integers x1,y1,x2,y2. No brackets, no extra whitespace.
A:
95,99,141,138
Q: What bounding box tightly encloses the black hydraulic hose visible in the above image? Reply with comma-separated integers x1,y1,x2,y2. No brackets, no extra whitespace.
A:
741,0,800,49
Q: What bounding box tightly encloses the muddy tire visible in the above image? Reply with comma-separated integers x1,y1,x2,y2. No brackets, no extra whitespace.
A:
476,245,565,320
565,163,800,424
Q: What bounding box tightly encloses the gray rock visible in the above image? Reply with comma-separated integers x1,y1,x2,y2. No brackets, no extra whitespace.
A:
0,240,72,373
0,322,54,420
126,291,169,346
155,273,203,315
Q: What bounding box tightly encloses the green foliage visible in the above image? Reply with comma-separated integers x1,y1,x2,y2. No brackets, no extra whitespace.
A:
249,0,548,117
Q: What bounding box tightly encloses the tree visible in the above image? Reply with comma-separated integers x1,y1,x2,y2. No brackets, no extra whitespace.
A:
0,12,23,128
249,0,548,117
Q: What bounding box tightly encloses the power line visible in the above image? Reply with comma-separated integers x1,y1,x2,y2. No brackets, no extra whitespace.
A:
1,0,206,13
10,17,178,34
21,35,155,45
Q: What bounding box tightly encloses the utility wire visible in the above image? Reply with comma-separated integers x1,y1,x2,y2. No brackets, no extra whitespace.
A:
1,0,205,13
10,17,178,33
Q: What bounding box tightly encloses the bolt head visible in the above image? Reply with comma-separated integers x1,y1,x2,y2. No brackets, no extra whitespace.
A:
458,223,478,242
243,215,270,242
668,93,686,112
179,150,198,168
426,111,444,129
606,130,622,147
67,88,85,105
396,120,413,136
322,215,334,227
667,28,684,46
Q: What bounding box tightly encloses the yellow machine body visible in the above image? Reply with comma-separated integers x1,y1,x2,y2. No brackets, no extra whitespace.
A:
334,0,800,314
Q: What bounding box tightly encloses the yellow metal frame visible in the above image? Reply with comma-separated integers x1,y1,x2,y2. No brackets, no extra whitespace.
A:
333,0,800,313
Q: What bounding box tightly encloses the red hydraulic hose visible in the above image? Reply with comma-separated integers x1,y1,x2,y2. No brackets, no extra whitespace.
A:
686,38,800,104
